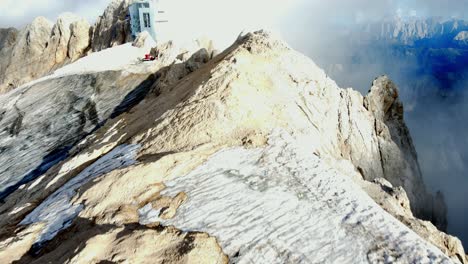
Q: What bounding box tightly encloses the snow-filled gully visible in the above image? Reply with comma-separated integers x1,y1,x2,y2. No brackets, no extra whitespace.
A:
21,144,140,245
139,130,451,263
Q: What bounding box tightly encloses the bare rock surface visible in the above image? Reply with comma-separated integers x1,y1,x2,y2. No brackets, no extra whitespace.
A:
0,15,91,93
363,75,447,227
0,31,465,263
12,219,227,264
90,0,132,52
0,0,134,94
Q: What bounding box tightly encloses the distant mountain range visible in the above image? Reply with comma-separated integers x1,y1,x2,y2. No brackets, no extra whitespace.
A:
318,17,468,97
360,18,468,47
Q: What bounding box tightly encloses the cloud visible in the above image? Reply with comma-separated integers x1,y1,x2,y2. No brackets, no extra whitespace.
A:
157,0,299,48
0,0,111,28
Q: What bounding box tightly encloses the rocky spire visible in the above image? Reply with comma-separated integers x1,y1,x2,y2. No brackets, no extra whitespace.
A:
364,75,447,229
0,0,134,94
90,0,133,52
0,15,91,94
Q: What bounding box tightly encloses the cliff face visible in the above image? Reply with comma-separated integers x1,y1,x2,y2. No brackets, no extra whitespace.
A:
0,28,18,90
363,76,446,226
0,15,91,94
0,31,465,263
0,0,132,94
90,0,133,52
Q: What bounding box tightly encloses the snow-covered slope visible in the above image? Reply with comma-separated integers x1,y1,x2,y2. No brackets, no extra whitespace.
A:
139,130,451,263
21,144,139,245
0,34,213,202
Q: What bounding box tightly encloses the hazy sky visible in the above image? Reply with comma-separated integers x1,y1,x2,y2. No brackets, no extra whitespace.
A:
1,0,468,46
0,0,111,27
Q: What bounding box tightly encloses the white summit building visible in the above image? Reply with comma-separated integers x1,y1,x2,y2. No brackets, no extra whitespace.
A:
129,0,158,41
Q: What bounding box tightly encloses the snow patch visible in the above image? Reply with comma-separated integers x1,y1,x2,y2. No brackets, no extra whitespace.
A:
9,203,32,216
140,129,451,263
11,42,154,93
21,144,140,244
54,43,150,76
28,175,45,190
138,204,162,226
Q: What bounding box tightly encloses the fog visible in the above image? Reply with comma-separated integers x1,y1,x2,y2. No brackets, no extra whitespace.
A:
0,0,111,27
1,0,468,248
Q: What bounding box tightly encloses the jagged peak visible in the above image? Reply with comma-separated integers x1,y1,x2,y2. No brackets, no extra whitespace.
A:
364,75,401,120
28,16,53,31
235,30,291,54
55,12,86,25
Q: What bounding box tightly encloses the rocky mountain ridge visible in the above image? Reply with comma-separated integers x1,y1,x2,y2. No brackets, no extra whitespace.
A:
360,17,468,46
0,28,466,262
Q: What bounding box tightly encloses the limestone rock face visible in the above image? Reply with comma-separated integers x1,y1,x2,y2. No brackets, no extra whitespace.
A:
0,17,53,93
363,76,445,227
14,220,227,264
0,0,134,94
0,28,18,48
90,0,132,52
68,18,92,60
0,15,91,94
0,28,18,92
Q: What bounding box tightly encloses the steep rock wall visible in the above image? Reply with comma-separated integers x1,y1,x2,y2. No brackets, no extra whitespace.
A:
0,0,133,94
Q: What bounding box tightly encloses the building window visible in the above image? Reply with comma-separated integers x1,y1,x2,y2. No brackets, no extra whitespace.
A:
143,13,151,28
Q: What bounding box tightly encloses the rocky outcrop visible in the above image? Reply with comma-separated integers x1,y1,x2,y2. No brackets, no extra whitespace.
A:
90,0,132,52
0,0,134,94
362,76,446,227
0,28,18,48
0,15,91,94
68,18,92,60
0,28,19,86
0,31,465,262
0,17,52,93
12,220,227,264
